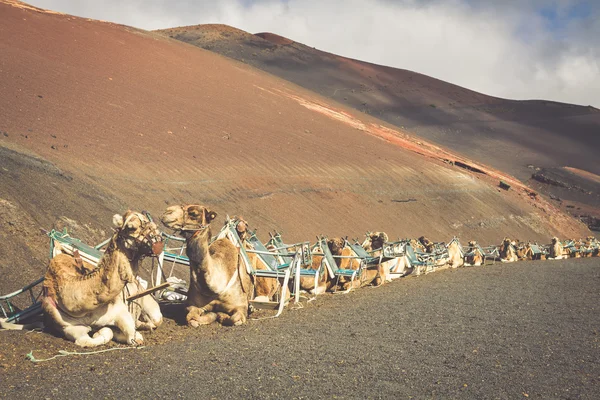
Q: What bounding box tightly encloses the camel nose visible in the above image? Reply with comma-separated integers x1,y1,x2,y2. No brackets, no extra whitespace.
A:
152,241,164,255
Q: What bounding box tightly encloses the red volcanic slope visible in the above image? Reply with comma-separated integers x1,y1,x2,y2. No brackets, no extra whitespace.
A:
0,1,590,290
157,24,600,224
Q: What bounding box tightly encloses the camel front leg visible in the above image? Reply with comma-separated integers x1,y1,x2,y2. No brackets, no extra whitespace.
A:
64,325,111,348
186,305,218,327
217,308,247,326
112,308,143,346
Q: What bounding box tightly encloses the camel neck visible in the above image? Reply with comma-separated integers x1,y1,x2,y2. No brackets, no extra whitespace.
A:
186,228,212,268
94,236,135,303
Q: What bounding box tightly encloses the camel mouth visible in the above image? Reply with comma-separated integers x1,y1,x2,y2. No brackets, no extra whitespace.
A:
152,241,164,255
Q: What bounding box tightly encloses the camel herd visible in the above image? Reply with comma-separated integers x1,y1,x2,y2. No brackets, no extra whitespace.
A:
2,204,598,347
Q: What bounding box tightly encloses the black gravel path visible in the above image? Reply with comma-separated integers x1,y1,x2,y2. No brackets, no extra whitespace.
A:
2,258,599,399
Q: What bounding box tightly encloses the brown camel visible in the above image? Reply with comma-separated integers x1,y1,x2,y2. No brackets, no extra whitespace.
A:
361,232,410,280
464,240,484,266
328,237,384,290
548,237,567,260
161,204,252,327
231,217,283,303
499,238,518,262
42,211,163,347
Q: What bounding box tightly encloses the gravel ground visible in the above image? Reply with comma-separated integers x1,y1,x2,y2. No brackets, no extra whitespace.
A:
1,257,599,399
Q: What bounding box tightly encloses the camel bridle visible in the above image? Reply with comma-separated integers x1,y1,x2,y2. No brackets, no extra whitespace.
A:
177,205,210,234
118,212,163,256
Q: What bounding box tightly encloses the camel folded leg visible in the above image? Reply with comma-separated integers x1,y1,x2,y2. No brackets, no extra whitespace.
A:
186,305,218,327
112,307,143,345
64,325,111,348
217,309,246,326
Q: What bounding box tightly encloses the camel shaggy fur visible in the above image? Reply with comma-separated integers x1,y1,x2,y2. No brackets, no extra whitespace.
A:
548,237,567,260
499,238,518,263
161,204,252,327
42,211,163,347
464,240,484,266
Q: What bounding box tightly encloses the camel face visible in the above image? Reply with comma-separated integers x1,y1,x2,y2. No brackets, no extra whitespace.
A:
369,232,388,251
327,238,345,255
161,204,218,232
115,211,163,256
234,217,249,241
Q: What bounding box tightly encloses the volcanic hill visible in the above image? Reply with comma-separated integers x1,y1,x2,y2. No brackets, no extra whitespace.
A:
156,24,600,229
0,0,591,293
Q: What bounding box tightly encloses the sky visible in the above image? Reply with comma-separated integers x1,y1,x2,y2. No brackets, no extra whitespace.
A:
27,0,600,107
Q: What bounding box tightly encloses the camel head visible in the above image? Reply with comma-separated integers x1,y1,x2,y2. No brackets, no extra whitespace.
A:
551,237,560,244
233,216,250,241
112,210,163,256
368,232,388,251
161,204,218,235
327,237,346,255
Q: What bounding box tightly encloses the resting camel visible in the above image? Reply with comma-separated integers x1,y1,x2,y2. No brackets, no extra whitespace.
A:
231,217,283,303
445,237,464,268
328,237,384,290
264,233,328,296
464,240,484,266
514,240,528,260
498,238,518,262
362,232,410,280
548,237,567,260
42,211,163,347
583,236,599,257
161,204,252,327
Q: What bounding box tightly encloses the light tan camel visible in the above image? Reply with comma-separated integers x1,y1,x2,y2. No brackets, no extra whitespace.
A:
548,237,567,260
361,232,409,280
161,204,252,327
464,240,484,266
445,237,464,268
42,211,163,347
499,238,518,262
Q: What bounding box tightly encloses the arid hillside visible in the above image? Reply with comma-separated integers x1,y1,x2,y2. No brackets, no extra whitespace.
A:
0,1,590,293
156,24,600,228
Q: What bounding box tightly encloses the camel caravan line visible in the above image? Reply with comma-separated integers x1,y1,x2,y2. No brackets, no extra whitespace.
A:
1,204,599,347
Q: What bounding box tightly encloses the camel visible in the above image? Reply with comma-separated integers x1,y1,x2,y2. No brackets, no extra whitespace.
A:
548,237,567,260
231,217,284,303
583,236,599,257
445,237,464,268
499,238,519,262
265,233,328,296
42,211,164,347
418,236,435,253
514,240,528,260
327,237,384,290
464,240,484,266
361,232,410,280
161,204,252,327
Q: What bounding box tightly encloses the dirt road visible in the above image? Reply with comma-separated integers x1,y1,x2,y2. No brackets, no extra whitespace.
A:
2,258,599,398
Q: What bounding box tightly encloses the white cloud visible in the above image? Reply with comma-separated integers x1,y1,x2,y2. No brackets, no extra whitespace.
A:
26,0,600,106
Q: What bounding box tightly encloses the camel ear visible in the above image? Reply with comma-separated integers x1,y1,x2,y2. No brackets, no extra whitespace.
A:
113,214,124,228
205,209,217,223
